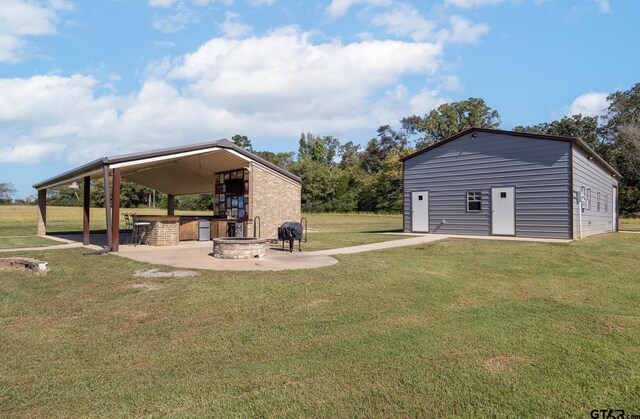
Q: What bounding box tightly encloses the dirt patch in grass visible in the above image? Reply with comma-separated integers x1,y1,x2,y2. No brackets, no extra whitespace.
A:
0,257,48,275
130,283,162,291
601,314,640,333
297,294,341,310
485,354,529,373
134,269,200,278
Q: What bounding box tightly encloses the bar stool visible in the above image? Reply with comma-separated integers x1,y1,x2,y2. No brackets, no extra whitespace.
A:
131,214,150,245
123,213,134,244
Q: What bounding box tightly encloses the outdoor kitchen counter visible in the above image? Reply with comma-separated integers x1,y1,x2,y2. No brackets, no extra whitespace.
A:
135,215,180,246
135,216,248,244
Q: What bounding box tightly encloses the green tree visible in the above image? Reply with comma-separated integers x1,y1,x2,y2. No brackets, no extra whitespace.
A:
339,141,361,169
298,132,328,163
175,193,213,211
231,134,253,152
120,180,156,208
255,151,295,170
514,114,604,153
361,125,408,174
357,125,412,212
0,182,17,204
292,158,332,212
402,98,501,148
603,82,640,215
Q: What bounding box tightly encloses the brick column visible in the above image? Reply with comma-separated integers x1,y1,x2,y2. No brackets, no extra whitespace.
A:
167,194,175,216
36,189,47,236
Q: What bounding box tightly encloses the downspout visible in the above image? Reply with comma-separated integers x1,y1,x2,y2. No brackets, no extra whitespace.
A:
84,163,112,255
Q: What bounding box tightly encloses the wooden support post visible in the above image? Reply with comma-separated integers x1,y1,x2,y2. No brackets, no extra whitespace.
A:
36,189,47,236
111,168,121,252
83,176,91,245
167,194,175,216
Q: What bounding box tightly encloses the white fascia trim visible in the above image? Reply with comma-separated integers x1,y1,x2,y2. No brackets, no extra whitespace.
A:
109,147,251,169
39,169,104,190
224,148,253,162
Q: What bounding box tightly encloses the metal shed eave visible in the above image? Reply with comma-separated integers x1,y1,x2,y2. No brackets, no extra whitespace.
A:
399,127,622,179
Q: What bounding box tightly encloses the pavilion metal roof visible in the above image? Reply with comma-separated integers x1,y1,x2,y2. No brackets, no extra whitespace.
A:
33,139,301,194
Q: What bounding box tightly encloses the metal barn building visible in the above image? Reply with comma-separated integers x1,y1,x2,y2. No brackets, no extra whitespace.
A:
401,128,620,239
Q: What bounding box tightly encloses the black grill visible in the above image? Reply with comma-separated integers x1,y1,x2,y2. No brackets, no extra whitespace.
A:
277,222,303,252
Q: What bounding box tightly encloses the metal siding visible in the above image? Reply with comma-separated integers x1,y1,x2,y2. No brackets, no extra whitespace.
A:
571,147,618,237
403,132,571,238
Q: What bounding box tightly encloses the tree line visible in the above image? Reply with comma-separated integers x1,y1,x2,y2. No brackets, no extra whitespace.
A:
3,82,638,216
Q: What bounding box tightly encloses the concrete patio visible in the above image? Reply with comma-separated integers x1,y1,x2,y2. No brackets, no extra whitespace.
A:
47,233,338,271
116,240,338,271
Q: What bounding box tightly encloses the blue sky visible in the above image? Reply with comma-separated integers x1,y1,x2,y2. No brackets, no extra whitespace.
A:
0,0,638,198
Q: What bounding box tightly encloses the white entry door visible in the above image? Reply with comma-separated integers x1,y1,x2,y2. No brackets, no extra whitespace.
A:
491,187,515,236
411,191,429,232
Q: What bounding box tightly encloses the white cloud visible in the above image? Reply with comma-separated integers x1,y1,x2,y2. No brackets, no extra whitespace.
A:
592,0,611,13
566,92,609,117
0,0,72,63
437,15,489,44
148,0,232,7
248,0,276,6
326,0,391,18
444,0,505,8
0,28,447,164
220,12,253,38
149,0,235,32
152,7,199,33
409,88,448,115
342,2,489,45
371,3,435,42
0,143,66,164
149,0,179,6
327,0,361,17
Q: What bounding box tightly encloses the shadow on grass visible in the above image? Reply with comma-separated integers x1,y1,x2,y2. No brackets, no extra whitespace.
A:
366,229,404,234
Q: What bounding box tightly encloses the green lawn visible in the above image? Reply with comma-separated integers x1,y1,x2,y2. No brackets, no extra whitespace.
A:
0,207,406,251
0,206,211,236
303,213,404,251
620,218,640,231
1,232,639,416
0,236,62,250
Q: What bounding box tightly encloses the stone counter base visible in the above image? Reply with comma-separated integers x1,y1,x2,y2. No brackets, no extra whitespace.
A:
145,220,180,246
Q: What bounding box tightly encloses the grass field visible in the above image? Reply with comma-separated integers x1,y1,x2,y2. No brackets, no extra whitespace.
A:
0,205,211,236
302,213,403,251
0,206,405,251
0,236,61,249
0,217,639,416
620,217,640,231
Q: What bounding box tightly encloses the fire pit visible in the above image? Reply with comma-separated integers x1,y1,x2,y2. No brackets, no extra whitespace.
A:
212,237,269,259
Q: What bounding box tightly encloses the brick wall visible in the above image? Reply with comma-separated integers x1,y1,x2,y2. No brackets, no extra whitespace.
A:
145,220,180,246
251,163,301,239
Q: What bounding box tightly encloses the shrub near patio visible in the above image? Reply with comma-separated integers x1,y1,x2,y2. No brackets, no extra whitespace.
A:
1,231,639,416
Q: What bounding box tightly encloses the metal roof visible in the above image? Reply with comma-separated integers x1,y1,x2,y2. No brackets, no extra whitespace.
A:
400,127,622,178
33,139,301,192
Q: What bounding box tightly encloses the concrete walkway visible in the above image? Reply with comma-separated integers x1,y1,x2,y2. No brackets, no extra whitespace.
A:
311,233,570,256
311,234,450,255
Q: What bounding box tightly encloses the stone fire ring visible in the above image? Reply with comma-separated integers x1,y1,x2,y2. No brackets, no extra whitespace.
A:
212,237,270,259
